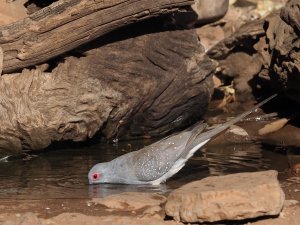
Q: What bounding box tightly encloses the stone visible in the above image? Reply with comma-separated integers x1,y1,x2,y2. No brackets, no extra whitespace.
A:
91,192,166,218
47,214,181,225
2,205,299,225
92,192,166,211
3,213,183,225
165,170,285,223
224,125,251,143
2,212,41,225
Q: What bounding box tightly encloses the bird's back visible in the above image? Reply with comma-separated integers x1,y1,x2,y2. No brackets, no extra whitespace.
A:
126,122,207,184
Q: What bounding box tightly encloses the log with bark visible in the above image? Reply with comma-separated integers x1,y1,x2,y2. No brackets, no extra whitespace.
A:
0,29,215,154
0,0,195,74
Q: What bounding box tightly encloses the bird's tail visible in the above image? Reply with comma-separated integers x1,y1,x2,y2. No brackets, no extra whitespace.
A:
183,93,277,157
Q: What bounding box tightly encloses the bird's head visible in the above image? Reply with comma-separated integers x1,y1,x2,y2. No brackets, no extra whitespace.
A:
88,162,110,184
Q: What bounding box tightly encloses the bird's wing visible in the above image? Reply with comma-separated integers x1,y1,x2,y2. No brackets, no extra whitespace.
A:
131,128,194,182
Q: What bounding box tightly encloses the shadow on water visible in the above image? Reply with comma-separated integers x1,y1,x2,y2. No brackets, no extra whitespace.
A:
0,138,292,200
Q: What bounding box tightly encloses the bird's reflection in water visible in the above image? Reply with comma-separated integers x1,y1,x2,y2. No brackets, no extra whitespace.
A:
88,183,171,198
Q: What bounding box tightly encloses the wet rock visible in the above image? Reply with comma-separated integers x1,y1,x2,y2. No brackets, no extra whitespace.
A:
165,170,285,223
91,192,166,218
224,124,251,143
258,124,300,147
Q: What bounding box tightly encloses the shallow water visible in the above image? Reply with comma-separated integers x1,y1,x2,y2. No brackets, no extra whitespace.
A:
0,139,292,200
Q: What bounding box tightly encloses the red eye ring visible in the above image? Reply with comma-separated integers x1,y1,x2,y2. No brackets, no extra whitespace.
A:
92,173,100,180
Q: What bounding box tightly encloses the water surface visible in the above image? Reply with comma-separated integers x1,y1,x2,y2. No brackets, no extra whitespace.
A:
0,139,291,200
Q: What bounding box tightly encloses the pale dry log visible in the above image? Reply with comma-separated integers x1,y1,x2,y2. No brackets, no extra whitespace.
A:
0,29,214,153
0,0,194,73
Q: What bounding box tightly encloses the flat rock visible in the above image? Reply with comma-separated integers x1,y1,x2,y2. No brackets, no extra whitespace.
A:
165,170,285,223
91,192,166,218
2,205,299,225
2,213,183,225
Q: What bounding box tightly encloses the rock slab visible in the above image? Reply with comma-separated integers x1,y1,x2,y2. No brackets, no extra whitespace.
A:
91,192,166,218
165,170,285,223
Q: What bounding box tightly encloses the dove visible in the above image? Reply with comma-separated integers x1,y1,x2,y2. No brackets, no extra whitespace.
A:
88,94,277,185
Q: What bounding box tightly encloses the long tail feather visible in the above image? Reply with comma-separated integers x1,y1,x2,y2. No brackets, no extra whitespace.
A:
183,93,277,156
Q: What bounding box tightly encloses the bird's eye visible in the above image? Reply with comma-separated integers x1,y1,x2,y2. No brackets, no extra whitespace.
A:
92,172,100,180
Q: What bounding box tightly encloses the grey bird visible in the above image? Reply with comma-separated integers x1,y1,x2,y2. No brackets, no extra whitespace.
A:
88,94,276,185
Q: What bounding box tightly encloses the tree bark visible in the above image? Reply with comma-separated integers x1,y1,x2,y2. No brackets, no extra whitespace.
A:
0,0,194,73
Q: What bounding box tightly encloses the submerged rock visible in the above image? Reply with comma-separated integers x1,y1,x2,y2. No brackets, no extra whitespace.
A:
224,124,251,143
165,170,285,223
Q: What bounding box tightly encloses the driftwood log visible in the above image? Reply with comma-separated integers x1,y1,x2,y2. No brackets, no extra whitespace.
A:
0,29,214,153
0,0,195,73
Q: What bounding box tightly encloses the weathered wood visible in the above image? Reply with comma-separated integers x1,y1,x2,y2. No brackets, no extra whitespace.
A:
0,29,214,153
206,17,269,100
205,0,300,103
207,19,265,60
265,0,300,103
0,0,194,73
